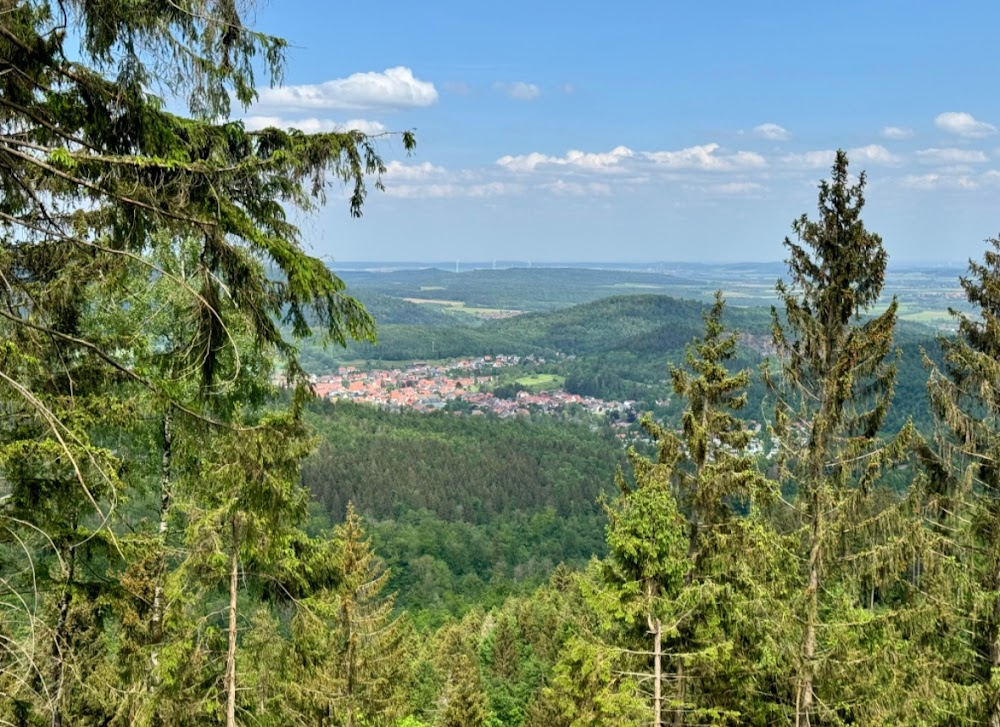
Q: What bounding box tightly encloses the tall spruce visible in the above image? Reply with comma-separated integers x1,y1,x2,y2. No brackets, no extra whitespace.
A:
600,294,779,725
664,292,783,724
923,237,1000,725
767,150,910,725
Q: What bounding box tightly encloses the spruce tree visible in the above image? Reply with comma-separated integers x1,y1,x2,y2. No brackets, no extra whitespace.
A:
767,150,911,725
598,293,782,725
326,503,410,726
663,292,787,725
0,1,412,719
923,237,1000,725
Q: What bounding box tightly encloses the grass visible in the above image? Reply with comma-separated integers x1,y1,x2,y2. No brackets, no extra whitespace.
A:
514,373,565,391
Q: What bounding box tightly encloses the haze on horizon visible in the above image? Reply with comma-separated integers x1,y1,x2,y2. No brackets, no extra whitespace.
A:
249,1,1000,266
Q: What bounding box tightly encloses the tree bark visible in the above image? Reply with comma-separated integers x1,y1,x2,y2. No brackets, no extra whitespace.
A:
50,545,76,727
225,517,239,727
150,409,172,677
671,518,700,727
797,493,822,727
653,614,662,727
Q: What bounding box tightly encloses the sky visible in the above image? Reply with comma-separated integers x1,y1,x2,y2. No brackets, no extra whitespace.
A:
242,0,1000,264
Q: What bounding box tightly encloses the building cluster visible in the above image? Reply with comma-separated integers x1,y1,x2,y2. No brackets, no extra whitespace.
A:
308,356,628,418
303,357,776,456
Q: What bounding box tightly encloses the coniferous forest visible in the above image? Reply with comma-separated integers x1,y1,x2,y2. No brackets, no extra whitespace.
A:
5,3,1000,726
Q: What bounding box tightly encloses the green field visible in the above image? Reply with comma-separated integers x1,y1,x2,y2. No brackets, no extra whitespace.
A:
514,373,565,390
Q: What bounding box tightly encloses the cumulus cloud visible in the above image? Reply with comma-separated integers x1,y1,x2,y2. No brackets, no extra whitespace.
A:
753,123,791,141
255,67,437,112
782,146,898,168
242,116,387,135
902,172,982,191
934,111,997,138
383,160,447,180
643,143,766,170
497,145,634,172
915,147,989,164
849,144,900,164
881,126,914,140
494,81,541,100
497,143,765,176
902,174,940,190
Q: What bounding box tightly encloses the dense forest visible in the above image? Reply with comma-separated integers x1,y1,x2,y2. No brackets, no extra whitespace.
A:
5,3,1000,727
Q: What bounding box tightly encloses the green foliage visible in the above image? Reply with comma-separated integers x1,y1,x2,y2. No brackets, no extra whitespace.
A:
3,4,999,724
299,400,621,622
920,237,1000,724
768,150,918,725
0,0,412,722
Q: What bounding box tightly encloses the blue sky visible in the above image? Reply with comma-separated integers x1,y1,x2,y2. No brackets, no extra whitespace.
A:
245,1,1000,264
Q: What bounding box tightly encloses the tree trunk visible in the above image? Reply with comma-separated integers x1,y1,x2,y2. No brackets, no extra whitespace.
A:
225,517,239,727
797,495,822,727
671,518,700,727
150,410,172,677
50,545,76,727
345,617,355,727
652,613,662,727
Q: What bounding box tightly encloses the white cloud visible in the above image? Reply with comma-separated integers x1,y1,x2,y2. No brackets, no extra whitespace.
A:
849,144,900,164
902,173,940,190
644,143,766,170
915,147,989,164
243,116,387,135
255,67,437,112
498,143,765,177
383,160,447,180
934,111,997,138
783,145,898,169
543,179,612,196
497,145,634,172
902,172,981,191
562,83,576,95
753,123,791,141
881,126,914,140
494,81,541,101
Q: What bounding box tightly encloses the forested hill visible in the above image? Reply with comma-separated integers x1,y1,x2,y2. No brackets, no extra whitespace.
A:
303,294,742,363
301,292,941,432
338,266,705,311
303,399,622,523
